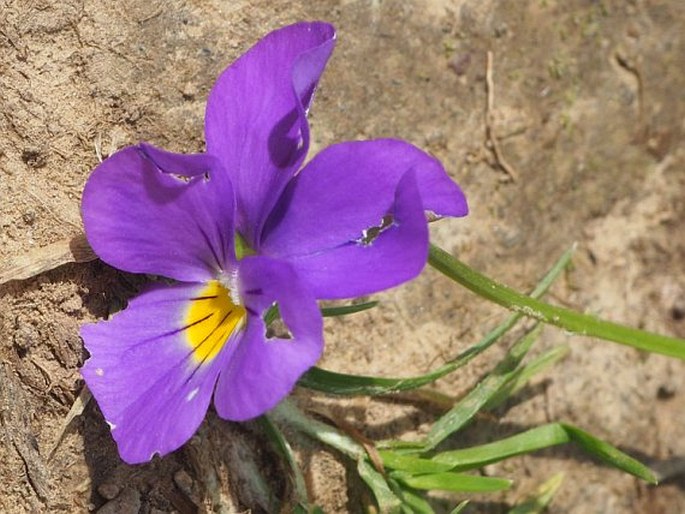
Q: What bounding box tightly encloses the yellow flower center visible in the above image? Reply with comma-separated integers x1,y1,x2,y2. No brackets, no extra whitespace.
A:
185,280,246,363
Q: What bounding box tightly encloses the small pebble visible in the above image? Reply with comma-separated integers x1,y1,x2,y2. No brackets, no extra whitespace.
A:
97,482,120,501
97,487,140,514
174,469,194,496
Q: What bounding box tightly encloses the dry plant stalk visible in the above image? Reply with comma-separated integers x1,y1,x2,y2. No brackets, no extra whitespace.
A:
0,233,96,286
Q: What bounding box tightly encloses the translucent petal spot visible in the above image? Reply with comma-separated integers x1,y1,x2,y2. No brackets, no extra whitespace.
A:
185,281,246,364
186,387,199,402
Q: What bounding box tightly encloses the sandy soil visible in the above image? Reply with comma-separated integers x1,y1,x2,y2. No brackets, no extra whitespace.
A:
1,1,684,512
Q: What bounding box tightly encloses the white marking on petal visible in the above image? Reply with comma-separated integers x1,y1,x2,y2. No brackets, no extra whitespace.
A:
186,387,199,402
218,268,242,305
95,368,104,376
106,420,117,431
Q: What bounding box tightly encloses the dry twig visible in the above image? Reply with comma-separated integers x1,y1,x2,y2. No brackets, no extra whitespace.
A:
0,233,96,286
485,51,519,182
48,385,92,461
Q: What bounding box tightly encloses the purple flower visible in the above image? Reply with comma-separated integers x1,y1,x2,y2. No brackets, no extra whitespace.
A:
80,22,467,464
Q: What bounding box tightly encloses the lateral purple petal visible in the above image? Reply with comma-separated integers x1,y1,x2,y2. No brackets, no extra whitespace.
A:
275,170,428,299
82,144,236,282
260,139,467,258
81,283,234,464
205,21,335,247
213,256,323,420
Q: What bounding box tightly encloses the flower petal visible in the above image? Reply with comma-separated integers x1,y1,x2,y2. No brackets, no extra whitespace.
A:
82,144,236,282
81,281,246,464
205,21,336,247
213,256,323,420
260,139,467,258
274,169,429,299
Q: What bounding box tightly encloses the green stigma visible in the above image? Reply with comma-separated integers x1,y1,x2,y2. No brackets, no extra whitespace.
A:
234,233,255,260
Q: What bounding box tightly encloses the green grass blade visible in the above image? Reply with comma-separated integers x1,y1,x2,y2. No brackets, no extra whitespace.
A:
421,325,542,451
560,424,657,483
298,365,463,396
358,459,403,513
260,415,309,511
484,344,570,411
387,478,437,514
508,473,564,514
393,471,512,493
321,301,378,317
266,301,378,326
450,501,470,514
428,244,685,360
380,451,455,474
430,423,656,482
432,424,570,470
270,400,365,460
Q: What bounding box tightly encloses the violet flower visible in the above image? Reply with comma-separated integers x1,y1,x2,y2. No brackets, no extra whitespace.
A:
81,22,467,464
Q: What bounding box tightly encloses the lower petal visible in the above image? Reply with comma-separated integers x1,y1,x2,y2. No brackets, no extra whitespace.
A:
214,256,323,420
81,281,245,464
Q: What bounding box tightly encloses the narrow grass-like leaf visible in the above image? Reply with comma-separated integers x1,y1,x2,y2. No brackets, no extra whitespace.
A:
261,415,309,511
428,244,685,360
484,344,570,411
387,478,436,514
430,423,656,482
299,248,574,396
321,301,378,317
265,300,378,326
271,401,365,460
420,325,542,451
358,459,403,513
432,424,569,470
450,501,470,514
561,424,657,483
380,451,454,474
508,472,564,514
393,471,512,493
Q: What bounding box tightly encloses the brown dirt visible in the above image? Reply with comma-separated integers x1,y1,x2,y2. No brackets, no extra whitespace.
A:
1,0,684,512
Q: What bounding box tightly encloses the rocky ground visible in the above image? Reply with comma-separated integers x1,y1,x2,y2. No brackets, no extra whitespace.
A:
1,1,684,512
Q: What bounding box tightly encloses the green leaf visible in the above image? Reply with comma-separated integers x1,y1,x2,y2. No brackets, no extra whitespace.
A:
270,400,365,460
432,423,570,470
420,325,542,451
380,451,454,474
561,424,657,483
387,478,436,514
260,415,309,511
358,459,403,513
393,471,512,493
484,344,570,411
321,301,379,317
430,423,656,483
299,247,574,397
265,300,378,326
449,501,470,514
508,473,563,514
428,244,685,360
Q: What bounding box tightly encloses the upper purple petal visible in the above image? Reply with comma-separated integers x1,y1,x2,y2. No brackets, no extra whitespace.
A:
82,144,236,282
213,256,323,420
205,21,336,248
260,139,467,259
266,169,429,299
81,282,236,464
